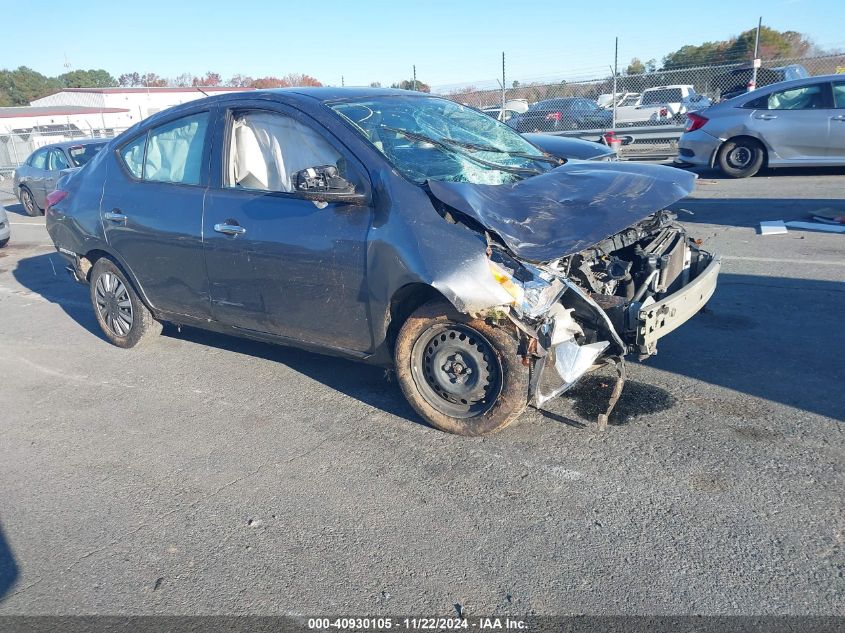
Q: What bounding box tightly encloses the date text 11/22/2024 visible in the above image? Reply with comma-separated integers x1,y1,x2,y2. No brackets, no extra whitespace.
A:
307,617,528,630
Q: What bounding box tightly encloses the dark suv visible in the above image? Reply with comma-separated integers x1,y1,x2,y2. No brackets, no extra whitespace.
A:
47,88,719,435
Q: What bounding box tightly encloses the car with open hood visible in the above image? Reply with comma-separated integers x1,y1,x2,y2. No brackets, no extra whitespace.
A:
46,88,720,435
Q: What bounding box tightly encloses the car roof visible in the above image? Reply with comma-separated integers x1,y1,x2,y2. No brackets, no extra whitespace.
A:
745,74,842,93
31,139,109,152
716,74,844,106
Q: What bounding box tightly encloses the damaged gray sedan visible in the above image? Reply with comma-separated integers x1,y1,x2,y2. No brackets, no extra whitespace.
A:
46,88,720,435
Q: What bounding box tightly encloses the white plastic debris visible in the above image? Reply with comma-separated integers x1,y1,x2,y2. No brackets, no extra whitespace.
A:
784,221,845,234
759,221,787,235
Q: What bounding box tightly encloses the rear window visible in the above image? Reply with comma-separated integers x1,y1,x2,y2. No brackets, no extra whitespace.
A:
68,143,105,167
641,89,684,105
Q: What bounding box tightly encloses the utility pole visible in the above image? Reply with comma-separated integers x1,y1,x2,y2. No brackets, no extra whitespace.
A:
502,52,506,115
612,37,618,130
413,65,417,91
750,17,762,91
341,75,345,87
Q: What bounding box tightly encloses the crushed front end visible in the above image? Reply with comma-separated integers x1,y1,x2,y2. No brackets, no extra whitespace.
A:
486,210,720,416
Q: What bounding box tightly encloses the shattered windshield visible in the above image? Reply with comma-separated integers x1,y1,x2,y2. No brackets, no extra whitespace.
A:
330,96,558,185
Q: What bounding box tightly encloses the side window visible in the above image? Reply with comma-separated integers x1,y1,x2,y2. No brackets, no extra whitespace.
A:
833,82,845,108
743,95,770,109
120,134,146,178
766,84,826,110
48,149,70,171
143,113,209,184
30,149,48,169
226,110,347,193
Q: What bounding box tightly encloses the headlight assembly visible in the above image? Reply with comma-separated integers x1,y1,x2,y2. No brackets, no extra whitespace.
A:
488,254,564,319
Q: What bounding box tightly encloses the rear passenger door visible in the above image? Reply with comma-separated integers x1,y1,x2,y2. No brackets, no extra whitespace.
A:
102,107,214,320
830,81,845,159
45,148,70,195
746,82,833,161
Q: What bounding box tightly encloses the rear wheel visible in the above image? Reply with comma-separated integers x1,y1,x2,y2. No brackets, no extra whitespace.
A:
717,138,765,178
0,237,8,248
90,258,162,348
394,301,529,436
20,187,40,216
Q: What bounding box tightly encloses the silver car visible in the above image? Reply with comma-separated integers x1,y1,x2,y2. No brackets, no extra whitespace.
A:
677,74,845,177
13,140,106,215
0,204,10,247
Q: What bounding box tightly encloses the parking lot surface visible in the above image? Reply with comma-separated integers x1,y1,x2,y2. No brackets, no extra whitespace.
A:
0,166,843,616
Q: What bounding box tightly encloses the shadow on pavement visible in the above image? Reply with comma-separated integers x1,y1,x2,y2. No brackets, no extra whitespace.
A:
11,254,845,423
669,197,845,228
164,324,423,424
2,201,31,218
679,165,845,180
11,252,104,340
0,521,19,601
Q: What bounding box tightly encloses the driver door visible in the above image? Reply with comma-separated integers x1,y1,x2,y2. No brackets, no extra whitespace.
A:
203,103,374,354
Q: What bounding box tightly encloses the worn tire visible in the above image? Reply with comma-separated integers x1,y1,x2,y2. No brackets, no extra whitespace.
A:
90,258,162,348
20,186,40,217
394,301,529,436
717,138,765,178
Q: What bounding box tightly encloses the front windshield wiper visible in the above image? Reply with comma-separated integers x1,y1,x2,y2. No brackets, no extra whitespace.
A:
439,138,563,165
380,125,544,176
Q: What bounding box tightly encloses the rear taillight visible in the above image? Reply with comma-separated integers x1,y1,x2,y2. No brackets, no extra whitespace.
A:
659,107,668,117
545,111,562,121
45,189,68,212
685,112,708,132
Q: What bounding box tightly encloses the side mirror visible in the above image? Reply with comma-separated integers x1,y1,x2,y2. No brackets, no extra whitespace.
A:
293,165,367,206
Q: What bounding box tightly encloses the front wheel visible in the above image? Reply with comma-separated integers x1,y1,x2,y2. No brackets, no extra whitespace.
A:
394,301,529,436
90,258,162,348
0,237,8,248
717,138,765,178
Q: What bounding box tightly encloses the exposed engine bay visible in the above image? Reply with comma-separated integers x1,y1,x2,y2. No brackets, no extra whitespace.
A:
482,209,719,424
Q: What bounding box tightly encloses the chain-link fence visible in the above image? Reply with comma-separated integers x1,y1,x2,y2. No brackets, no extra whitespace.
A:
438,52,845,158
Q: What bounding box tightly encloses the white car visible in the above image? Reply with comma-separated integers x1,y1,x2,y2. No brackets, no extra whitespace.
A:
0,204,10,248
597,92,639,109
611,86,712,127
482,98,529,123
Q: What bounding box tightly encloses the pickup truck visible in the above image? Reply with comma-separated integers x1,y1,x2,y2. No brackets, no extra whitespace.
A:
610,85,711,127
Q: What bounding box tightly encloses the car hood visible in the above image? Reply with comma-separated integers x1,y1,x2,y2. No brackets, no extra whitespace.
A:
427,161,696,262
522,133,614,161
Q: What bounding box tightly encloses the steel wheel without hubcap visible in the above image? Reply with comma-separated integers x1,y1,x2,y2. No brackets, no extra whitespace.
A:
727,146,753,170
718,138,764,178
95,271,134,337
411,323,503,419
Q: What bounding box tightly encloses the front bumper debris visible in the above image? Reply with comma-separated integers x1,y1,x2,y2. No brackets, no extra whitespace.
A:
635,255,720,356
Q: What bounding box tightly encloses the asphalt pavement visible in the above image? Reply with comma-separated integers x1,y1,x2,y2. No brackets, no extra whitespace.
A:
0,165,843,617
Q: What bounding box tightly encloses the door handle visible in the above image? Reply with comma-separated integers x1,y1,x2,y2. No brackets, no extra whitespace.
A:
754,114,778,120
104,209,127,223
214,222,246,236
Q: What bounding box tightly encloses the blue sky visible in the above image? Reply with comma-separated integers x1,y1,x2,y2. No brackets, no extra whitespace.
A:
1,0,842,90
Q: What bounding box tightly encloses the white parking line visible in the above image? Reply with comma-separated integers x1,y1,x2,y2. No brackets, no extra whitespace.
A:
9,222,46,226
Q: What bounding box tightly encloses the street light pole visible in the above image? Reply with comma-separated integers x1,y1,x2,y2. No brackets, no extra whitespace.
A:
750,17,762,91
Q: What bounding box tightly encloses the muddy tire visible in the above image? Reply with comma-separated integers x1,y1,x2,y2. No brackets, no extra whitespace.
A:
717,138,765,178
90,258,162,348
20,186,40,217
394,301,529,436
